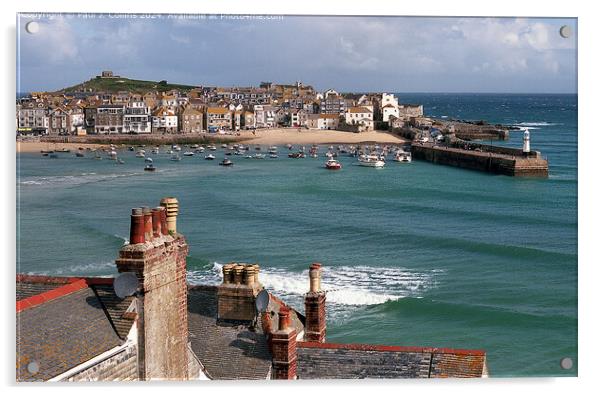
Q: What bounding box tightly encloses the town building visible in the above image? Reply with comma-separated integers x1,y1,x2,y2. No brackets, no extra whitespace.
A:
151,106,178,133
206,107,232,131
381,93,400,123
344,106,374,131
17,101,48,134
320,89,347,115
124,102,152,134
16,199,488,381
95,105,125,134
179,106,204,133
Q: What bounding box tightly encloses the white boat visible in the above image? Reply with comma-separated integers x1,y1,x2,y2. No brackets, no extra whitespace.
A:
205,154,215,160
172,145,182,152
358,154,385,168
253,153,266,159
144,157,153,163
325,159,342,170
269,154,279,159
151,148,159,154
183,152,195,156
135,150,145,158
207,145,217,151
395,151,412,163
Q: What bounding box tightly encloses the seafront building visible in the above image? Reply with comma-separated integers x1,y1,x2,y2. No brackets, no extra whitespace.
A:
16,198,488,381
15,71,424,136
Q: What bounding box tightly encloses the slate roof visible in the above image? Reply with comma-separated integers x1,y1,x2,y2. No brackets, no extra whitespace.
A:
16,287,123,381
187,285,272,380
296,343,486,379
16,275,135,382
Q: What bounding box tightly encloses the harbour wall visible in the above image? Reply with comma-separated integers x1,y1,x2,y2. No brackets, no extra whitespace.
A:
411,143,548,177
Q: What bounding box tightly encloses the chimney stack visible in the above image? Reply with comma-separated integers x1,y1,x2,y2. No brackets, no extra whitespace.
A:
304,263,326,343
116,197,189,380
160,197,179,234
217,263,263,322
271,306,297,380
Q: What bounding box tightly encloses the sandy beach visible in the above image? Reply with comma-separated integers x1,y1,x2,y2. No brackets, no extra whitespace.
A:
16,129,406,153
242,128,406,145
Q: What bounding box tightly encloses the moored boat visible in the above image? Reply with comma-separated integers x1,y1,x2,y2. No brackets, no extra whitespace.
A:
205,154,215,160
219,158,234,166
144,164,156,172
325,159,342,170
358,154,385,168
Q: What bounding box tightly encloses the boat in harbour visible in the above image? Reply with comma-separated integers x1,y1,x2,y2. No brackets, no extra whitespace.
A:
219,158,234,166
144,164,156,172
183,152,195,157
170,154,181,161
205,154,216,160
325,159,342,170
135,150,146,158
145,157,153,163
395,151,412,163
358,154,385,168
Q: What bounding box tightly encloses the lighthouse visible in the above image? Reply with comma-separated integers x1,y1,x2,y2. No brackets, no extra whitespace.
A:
523,130,531,154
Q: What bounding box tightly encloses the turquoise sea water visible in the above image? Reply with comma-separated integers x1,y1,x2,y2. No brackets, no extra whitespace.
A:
16,93,577,377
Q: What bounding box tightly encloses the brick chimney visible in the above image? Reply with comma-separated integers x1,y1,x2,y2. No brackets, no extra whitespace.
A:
271,306,297,380
115,197,189,380
304,263,326,342
217,263,263,322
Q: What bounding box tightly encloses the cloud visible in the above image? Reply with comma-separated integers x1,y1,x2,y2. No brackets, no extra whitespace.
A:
20,15,79,64
17,15,577,93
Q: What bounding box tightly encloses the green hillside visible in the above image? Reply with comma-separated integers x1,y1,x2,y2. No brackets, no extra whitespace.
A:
58,76,198,94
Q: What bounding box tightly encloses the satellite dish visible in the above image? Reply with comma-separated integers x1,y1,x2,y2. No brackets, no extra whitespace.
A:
114,272,140,299
255,289,269,313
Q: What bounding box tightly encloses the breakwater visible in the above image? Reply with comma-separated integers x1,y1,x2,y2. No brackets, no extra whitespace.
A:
411,142,548,177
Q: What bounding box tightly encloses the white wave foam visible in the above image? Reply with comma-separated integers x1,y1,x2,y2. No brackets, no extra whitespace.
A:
187,262,441,307
515,122,557,126
30,261,116,276
19,172,140,187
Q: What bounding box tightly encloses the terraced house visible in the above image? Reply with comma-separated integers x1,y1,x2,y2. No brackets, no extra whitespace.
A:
179,106,204,133
205,107,232,131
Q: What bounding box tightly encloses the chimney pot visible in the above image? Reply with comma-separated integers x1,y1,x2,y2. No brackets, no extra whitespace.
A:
159,206,168,236
160,197,179,234
233,264,244,285
278,306,291,331
222,264,234,284
244,265,255,286
129,207,145,244
151,207,162,238
142,206,153,241
309,262,322,292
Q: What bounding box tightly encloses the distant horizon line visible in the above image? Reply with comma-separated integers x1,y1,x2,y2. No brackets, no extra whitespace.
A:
16,90,577,96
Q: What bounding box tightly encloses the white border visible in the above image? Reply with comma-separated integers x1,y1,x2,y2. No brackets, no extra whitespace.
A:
3,1,600,394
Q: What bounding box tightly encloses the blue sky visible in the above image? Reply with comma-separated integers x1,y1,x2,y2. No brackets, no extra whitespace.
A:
17,14,577,93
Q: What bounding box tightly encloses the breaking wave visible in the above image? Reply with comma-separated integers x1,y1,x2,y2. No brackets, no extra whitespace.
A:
18,172,140,187
187,262,442,309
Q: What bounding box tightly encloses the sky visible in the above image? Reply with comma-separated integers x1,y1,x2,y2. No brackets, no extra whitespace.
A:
16,14,577,94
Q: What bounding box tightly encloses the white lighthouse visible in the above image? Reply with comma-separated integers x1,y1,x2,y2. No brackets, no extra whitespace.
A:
523,130,531,154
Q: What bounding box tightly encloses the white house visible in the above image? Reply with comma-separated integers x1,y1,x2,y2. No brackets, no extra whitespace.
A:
152,106,178,133
124,102,152,134
345,106,374,131
381,93,399,122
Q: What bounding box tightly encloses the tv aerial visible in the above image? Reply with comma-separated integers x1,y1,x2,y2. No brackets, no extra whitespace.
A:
113,272,140,299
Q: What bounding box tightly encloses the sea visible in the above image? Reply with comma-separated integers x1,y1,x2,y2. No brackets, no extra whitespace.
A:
16,93,577,377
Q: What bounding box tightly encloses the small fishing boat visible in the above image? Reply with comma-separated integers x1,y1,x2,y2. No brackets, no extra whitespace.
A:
40,150,54,154
145,157,153,163
325,159,342,170
151,147,160,154
221,144,228,149
144,164,156,172
225,151,232,156
135,150,146,158
205,154,215,160
183,152,195,157
269,154,279,159
288,152,305,158
253,153,266,159
128,146,135,152
207,145,217,151
219,158,234,166
172,145,182,152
